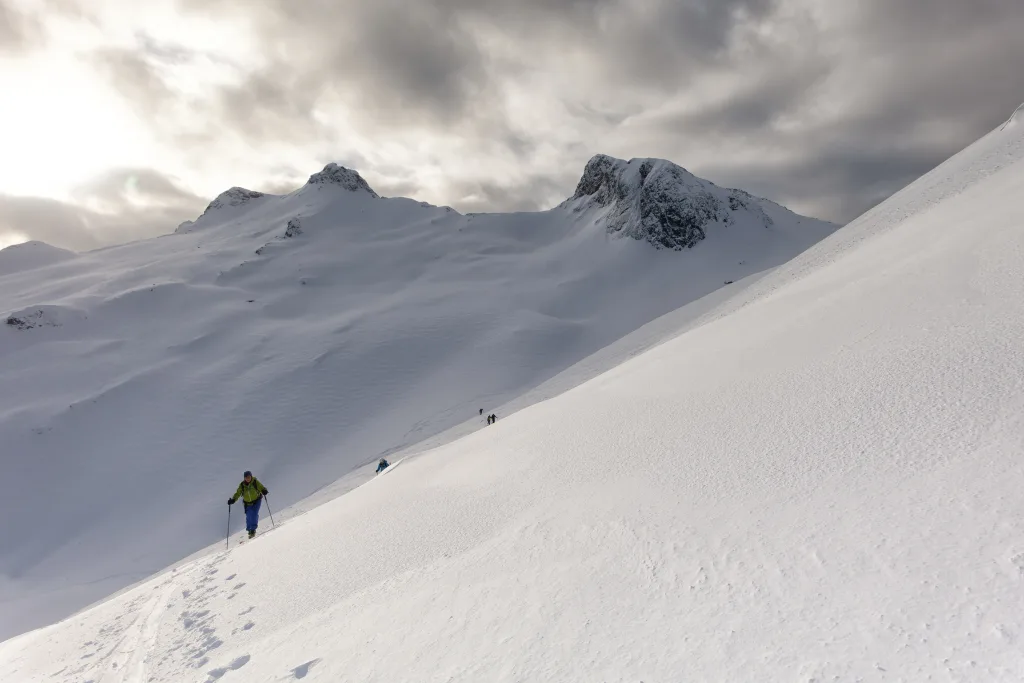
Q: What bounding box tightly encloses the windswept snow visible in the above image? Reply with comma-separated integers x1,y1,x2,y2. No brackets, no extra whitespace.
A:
1000,101,1023,130
0,157,835,641
0,241,76,276
3,113,1024,681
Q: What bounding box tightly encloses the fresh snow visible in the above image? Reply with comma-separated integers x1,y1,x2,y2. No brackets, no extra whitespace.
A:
3,114,1024,681
0,156,835,641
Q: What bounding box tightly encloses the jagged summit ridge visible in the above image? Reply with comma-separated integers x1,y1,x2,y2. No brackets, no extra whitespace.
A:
177,163,378,234
306,163,379,197
206,187,265,212
176,187,267,233
199,186,265,220
568,154,774,250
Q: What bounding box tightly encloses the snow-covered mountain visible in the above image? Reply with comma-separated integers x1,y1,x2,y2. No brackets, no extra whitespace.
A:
0,155,835,641
3,108,1022,682
565,154,779,249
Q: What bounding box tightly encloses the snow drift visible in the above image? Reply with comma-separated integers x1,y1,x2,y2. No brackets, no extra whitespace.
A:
0,155,835,640
3,109,1022,682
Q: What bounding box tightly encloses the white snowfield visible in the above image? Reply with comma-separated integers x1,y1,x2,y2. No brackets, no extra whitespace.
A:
3,108,1024,680
0,155,835,641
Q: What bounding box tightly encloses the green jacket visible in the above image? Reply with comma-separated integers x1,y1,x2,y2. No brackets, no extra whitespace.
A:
231,477,267,504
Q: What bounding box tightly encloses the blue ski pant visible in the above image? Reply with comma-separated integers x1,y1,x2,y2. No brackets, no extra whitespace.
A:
244,497,262,532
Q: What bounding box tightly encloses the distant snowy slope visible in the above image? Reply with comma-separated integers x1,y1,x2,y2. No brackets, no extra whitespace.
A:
3,109,1023,682
0,156,835,640
0,241,76,276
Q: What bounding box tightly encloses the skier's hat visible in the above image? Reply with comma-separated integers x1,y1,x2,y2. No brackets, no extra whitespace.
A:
243,470,252,477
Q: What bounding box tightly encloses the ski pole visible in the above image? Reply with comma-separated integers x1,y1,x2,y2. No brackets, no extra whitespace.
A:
226,504,232,549
263,494,276,528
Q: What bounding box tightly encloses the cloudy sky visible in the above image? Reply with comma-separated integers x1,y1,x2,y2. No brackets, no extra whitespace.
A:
1,0,1022,251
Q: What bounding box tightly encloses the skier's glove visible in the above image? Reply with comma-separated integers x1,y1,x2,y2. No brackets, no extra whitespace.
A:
262,490,269,496
227,498,235,505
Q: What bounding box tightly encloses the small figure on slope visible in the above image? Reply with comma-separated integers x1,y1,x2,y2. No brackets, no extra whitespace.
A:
487,413,497,425
228,470,269,539
376,458,390,474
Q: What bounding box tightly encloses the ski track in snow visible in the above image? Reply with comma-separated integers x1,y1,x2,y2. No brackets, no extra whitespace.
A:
117,579,176,683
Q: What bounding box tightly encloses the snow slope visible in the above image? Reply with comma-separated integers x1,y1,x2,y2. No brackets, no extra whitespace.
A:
0,241,76,276
0,156,835,640
3,112,1024,682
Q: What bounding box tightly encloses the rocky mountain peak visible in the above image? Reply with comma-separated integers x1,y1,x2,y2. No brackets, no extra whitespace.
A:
305,163,379,197
206,187,265,212
567,154,773,250
176,187,267,233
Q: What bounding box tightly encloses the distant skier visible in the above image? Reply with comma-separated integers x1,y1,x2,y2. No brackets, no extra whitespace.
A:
489,413,497,424
376,458,390,473
228,471,268,539
479,408,483,416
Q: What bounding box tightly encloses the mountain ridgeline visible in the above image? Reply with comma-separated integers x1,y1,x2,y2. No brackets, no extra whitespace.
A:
0,153,836,640
168,154,806,251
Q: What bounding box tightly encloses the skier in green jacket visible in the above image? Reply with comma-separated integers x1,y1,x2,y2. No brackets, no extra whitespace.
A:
228,471,268,538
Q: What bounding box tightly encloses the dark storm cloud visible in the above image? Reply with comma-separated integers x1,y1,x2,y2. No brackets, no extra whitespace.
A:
655,58,830,139
73,0,1024,226
338,1,486,121
173,0,492,129
704,143,954,225
215,67,333,142
184,0,775,118
0,169,207,251
682,0,1024,221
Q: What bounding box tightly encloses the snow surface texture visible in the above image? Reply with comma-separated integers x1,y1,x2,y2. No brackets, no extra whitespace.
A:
0,157,835,640
3,114,1023,682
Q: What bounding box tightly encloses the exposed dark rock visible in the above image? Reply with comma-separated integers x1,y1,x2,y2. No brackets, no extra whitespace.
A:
305,163,379,197
568,154,776,249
